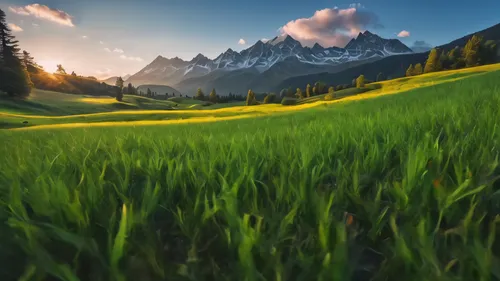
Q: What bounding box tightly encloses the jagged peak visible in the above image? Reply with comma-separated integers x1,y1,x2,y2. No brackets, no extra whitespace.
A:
312,43,324,50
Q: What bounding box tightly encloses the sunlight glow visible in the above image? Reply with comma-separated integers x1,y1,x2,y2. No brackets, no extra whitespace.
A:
37,59,63,73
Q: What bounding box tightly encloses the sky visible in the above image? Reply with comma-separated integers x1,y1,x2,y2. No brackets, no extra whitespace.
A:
1,0,499,79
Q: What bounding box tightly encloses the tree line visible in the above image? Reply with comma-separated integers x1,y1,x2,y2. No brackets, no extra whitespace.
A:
406,35,498,77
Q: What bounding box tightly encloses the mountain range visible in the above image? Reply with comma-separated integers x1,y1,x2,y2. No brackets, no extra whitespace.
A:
275,22,500,92
125,23,500,95
126,31,413,94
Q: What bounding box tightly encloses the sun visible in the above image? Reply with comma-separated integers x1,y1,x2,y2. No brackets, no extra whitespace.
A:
37,59,62,73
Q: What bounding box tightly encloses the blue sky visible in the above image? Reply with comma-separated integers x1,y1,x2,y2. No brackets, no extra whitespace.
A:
2,0,499,78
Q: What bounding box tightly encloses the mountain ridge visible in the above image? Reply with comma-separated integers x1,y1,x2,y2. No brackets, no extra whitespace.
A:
126,31,413,93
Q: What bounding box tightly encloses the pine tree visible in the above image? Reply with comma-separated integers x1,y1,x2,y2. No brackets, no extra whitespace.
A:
296,88,303,99
356,75,365,88
306,84,311,98
246,89,257,106
406,64,415,77
115,77,124,101
209,88,217,103
0,8,32,97
424,48,440,73
414,63,423,75
463,35,482,67
127,83,134,95
481,40,498,64
22,50,40,73
196,88,205,100
263,93,276,104
448,47,462,69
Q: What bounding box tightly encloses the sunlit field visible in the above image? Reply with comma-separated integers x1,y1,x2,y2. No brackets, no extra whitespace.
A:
1,64,498,130
1,66,500,280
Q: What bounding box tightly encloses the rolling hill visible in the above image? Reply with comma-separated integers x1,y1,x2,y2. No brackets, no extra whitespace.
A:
276,22,500,91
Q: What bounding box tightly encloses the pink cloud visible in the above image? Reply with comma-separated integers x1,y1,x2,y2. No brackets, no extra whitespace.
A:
279,7,380,47
397,30,410,37
8,23,23,32
8,4,74,27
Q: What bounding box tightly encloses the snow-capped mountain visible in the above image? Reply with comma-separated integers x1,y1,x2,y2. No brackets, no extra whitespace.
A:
126,31,413,90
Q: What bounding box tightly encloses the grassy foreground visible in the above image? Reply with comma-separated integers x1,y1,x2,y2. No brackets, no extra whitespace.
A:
1,69,500,281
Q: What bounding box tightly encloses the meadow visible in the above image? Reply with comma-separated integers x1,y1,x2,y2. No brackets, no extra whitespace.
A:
0,65,500,281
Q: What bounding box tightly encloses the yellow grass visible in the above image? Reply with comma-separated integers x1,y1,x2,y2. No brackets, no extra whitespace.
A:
10,114,262,131
79,97,121,104
6,63,500,131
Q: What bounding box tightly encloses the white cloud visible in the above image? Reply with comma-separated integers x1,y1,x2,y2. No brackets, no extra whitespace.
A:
81,35,88,39
349,3,365,8
95,68,112,77
8,23,23,32
32,23,39,28
99,41,105,45
113,48,124,54
397,30,410,37
104,48,111,52
120,55,143,62
8,4,75,27
279,7,380,47
238,38,246,45
261,38,270,43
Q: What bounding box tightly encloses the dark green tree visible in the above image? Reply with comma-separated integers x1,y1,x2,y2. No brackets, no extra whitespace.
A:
127,83,134,95
22,50,41,73
306,84,312,97
147,88,152,97
479,40,498,65
0,8,32,97
209,88,217,103
115,77,124,101
263,93,276,104
195,88,205,100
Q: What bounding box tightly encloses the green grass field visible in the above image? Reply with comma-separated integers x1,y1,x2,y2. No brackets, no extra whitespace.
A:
1,66,500,281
